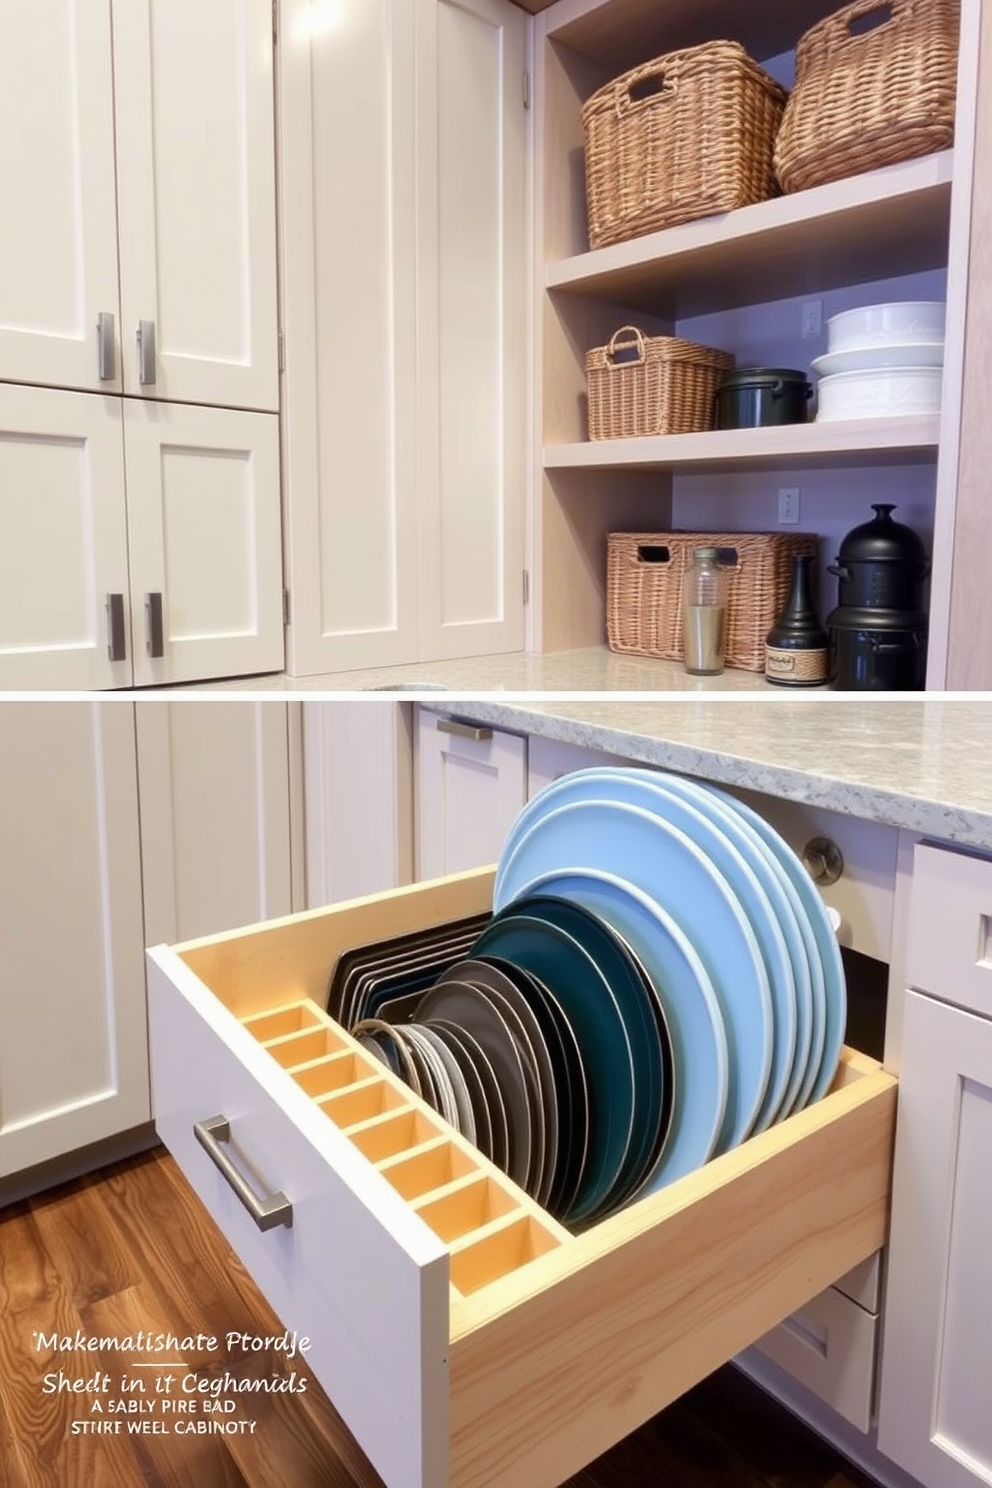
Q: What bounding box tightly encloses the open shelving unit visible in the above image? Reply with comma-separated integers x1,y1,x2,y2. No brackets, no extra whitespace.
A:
530,0,976,687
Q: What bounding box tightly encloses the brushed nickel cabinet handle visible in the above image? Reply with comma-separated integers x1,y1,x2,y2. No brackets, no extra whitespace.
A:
137,319,157,385
437,719,493,743
97,311,116,381
106,592,126,662
145,591,164,658
193,1116,293,1232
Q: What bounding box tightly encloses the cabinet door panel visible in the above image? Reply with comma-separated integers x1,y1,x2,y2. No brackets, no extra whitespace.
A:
137,703,294,946
877,990,992,1488
123,401,283,686
112,0,278,410
0,705,148,1178
0,0,121,392
280,0,420,673
416,0,527,660
416,709,526,880
0,386,131,689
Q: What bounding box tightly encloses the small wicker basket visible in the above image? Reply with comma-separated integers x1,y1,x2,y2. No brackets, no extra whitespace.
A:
587,327,734,440
606,531,819,672
582,40,788,250
775,0,960,195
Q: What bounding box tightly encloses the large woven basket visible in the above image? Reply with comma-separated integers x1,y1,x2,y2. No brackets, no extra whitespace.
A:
775,0,960,195
587,327,734,440
606,531,819,672
582,40,788,250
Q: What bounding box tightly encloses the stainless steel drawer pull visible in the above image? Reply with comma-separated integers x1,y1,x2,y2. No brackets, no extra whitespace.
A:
193,1116,293,1232
137,319,157,385
97,311,116,381
106,592,126,662
145,591,164,658
437,719,493,743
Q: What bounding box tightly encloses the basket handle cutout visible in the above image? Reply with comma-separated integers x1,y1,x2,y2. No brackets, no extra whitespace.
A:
717,546,741,570
635,545,671,564
607,325,646,366
847,2,894,37
615,60,676,117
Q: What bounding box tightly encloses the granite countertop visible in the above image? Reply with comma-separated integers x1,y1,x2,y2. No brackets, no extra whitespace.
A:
416,698,992,851
187,647,771,693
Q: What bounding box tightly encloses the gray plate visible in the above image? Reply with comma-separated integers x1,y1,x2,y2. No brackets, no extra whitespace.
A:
414,1024,477,1145
422,1019,497,1165
418,980,532,1190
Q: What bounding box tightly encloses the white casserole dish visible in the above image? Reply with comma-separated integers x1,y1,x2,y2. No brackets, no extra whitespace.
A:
816,365,943,422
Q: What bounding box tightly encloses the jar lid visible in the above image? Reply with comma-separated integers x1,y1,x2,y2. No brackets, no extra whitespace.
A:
837,504,927,564
693,545,721,561
717,367,811,390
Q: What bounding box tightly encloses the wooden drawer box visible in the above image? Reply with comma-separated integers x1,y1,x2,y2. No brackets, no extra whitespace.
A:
146,867,897,1488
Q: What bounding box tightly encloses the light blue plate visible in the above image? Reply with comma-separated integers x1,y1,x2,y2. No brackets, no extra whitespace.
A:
710,788,845,1104
511,866,728,1190
503,768,796,1134
496,796,772,1151
597,768,813,1126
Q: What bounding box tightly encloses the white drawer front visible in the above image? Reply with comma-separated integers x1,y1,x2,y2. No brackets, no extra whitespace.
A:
146,948,448,1488
906,843,992,1017
832,1252,882,1314
754,1286,878,1432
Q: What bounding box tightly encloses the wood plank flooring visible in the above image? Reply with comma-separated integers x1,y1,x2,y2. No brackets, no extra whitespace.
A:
0,1149,881,1488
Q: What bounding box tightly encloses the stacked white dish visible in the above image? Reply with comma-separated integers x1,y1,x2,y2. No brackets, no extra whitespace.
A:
813,300,945,422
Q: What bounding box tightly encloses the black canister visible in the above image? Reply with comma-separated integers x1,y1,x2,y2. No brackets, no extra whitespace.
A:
715,368,813,429
828,504,929,611
826,606,928,691
765,554,829,687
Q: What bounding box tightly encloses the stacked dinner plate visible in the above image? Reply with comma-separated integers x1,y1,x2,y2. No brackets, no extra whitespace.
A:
813,301,945,422
328,768,846,1232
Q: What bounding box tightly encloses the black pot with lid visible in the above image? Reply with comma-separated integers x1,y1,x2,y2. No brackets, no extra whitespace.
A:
715,368,813,429
827,503,929,611
826,607,928,691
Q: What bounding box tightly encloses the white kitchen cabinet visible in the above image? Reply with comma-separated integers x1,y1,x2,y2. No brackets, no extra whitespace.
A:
415,708,527,879
0,0,121,394
0,704,149,1179
877,845,992,1488
112,0,278,410
0,385,130,689
136,702,297,946
280,0,528,674
123,402,284,686
0,393,283,688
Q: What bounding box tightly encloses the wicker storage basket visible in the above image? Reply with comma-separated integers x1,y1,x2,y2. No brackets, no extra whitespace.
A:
587,327,734,440
607,531,819,672
582,40,788,250
775,0,960,195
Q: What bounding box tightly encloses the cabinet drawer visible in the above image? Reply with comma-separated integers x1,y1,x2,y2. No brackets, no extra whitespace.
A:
753,1285,878,1432
907,842,992,1016
147,868,896,1488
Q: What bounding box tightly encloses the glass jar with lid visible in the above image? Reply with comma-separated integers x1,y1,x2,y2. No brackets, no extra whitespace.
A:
683,546,728,675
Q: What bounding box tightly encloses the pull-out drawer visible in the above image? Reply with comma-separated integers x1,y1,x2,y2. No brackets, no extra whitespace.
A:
753,1283,879,1432
147,867,897,1488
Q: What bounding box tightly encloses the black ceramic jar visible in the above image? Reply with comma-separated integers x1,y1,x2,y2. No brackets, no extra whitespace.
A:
827,608,928,691
827,503,929,611
715,368,813,429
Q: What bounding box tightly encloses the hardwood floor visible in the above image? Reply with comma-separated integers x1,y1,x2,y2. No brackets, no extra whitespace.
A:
0,1149,881,1488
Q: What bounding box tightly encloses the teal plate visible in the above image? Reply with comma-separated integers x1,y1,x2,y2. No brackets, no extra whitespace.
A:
470,911,636,1226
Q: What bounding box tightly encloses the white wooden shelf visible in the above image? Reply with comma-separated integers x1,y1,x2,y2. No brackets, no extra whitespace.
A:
547,152,953,319
544,416,941,474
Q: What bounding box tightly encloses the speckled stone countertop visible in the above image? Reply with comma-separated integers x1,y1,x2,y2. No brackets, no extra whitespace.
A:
188,647,768,693
415,698,992,851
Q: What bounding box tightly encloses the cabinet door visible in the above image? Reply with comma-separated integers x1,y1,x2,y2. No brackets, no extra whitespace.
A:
112,0,278,411
415,708,526,879
123,401,284,686
0,705,148,1178
415,0,528,661
0,385,131,689
0,0,121,393
877,990,992,1488
280,0,421,674
137,702,294,945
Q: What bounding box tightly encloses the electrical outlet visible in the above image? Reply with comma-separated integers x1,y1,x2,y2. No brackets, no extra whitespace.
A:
801,300,823,339
778,487,801,524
